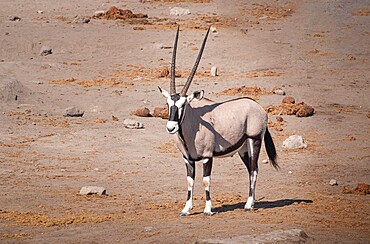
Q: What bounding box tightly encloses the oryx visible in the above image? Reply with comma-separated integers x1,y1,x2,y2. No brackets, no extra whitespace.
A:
159,26,279,216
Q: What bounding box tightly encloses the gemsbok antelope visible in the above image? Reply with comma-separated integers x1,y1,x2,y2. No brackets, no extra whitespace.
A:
159,26,279,216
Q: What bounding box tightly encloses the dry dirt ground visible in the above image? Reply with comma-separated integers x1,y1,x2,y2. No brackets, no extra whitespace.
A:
0,0,369,243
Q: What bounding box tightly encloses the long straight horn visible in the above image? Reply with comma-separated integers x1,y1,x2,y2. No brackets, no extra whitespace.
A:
180,26,211,97
170,25,180,95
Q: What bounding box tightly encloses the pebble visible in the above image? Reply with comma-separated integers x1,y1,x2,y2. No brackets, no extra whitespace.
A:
9,16,21,21
282,135,307,149
329,179,338,186
273,88,286,95
79,186,107,195
123,119,144,129
94,10,106,18
40,46,52,56
170,7,191,16
64,106,84,117
211,66,218,76
262,159,269,164
282,96,295,104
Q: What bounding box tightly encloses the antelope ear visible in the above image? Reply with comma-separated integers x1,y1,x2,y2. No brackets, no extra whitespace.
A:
158,86,170,98
187,90,204,102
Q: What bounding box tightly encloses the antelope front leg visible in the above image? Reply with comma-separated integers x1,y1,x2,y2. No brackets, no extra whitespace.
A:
180,158,195,216
203,158,214,216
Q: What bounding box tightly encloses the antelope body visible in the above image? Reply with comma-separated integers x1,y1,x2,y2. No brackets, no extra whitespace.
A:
159,26,278,216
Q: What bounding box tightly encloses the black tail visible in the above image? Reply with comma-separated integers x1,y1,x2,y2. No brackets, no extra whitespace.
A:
264,127,279,170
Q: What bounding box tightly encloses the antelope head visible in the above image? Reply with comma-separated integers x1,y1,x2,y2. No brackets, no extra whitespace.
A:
159,26,210,134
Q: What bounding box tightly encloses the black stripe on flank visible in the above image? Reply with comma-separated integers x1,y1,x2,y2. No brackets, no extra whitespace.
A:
213,135,248,157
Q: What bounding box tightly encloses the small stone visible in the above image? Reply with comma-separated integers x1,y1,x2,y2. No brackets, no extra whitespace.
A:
158,67,170,78
123,119,144,129
262,159,269,164
37,10,44,14
329,179,338,186
210,26,217,33
94,10,106,17
40,46,52,56
273,88,286,95
296,104,314,117
131,107,151,117
81,18,90,23
9,16,21,21
170,7,191,16
211,67,218,76
282,135,307,149
276,116,284,122
64,107,84,117
112,115,119,121
80,186,107,195
282,96,295,104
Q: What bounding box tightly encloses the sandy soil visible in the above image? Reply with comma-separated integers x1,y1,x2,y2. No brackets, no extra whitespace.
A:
0,0,369,243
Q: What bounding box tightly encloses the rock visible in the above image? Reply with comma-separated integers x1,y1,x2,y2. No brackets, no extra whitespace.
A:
152,107,168,119
131,107,151,117
104,6,148,20
80,186,107,195
276,116,284,122
210,26,218,33
170,7,191,16
0,77,31,103
158,67,170,78
64,107,84,117
40,46,52,56
112,115,119,121
273,87,286,95
296,104,314,117
262,159,269,164
282,96,295,104
73,17,91,24
329,179,338,186
199,229,312,243
37,10,44,14
210,67,218,76
94,10,106,17
123,119,144,129
282,135,307,149
9,16,21,21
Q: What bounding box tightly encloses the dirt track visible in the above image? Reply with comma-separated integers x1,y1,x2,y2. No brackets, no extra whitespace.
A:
0,0,369,243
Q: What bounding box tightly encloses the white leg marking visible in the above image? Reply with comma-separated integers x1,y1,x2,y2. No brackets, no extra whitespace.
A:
203,176,213,215
181,176,194,215
204,200,212,215
245,170,258,210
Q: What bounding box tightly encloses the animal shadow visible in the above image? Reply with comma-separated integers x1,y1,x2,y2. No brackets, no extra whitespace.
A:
213,199,313,213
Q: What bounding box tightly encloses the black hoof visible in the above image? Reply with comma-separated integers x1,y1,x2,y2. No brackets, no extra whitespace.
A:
179,212,190,217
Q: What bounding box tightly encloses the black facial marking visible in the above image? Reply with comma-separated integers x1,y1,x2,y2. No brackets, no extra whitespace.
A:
169,105,179,121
